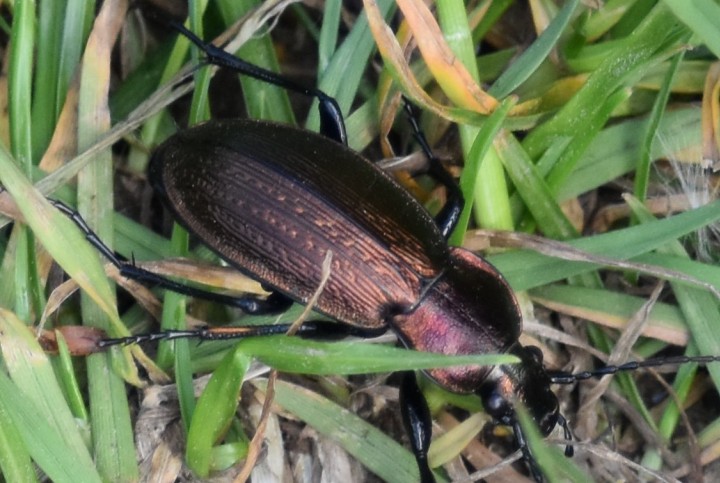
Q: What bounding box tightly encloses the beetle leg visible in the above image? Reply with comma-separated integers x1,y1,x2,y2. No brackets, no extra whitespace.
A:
400,371,436,483
118,262,293,314
172,22,347,145
315,93,348,145
50,199,292,314
512,419,545,482
295,320,389,339
97,323,296,347
97,320,388,348
402,100,463,240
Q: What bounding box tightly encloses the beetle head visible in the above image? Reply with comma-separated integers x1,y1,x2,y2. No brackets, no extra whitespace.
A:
478,343,559,435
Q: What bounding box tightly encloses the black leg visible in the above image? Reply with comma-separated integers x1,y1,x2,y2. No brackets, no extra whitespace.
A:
98,320,388,348
402,100,463,240
171,22,347,145
400,371,435,483
513,420,545,482
51,199,293,314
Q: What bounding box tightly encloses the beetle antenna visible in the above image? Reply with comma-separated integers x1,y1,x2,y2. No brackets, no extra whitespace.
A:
170,21,347,145
549,354,720,384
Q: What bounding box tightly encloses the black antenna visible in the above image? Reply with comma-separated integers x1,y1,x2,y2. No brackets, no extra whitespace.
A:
549,354,720,384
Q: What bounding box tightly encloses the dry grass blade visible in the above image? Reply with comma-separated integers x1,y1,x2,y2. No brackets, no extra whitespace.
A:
395,0,498,113
576,282,664,435
468,228,720,300
237,250,333,482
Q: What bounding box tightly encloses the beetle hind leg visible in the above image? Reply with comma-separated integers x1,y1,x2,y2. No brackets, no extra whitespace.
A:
50,199,292,315
96,320,388,349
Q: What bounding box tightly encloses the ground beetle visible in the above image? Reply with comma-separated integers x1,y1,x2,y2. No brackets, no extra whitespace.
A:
53,22,720,482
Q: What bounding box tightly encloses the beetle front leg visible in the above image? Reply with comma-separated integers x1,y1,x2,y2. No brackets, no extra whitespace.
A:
513,420,545,482
400,371,436,483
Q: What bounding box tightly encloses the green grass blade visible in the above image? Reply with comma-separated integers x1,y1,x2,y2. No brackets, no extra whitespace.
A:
236,335,517,374
450,97,515,245
557,107,700,201
306,0,395,131
76,3,137,480
0,145,119,321
633,48,687,201
186,345,251,476
0,308,102,483
30,0,64,159
318,0,342,71
490,0,580,98
496,130,578,239
7,0,38,322
626,196,720,387
663,0,720,58
490,199,720,290
217,0,295,123
530,284,689,345
0,395,36,482
439,0,514,231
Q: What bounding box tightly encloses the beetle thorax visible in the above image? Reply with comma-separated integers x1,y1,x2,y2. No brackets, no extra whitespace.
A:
389,247,524,394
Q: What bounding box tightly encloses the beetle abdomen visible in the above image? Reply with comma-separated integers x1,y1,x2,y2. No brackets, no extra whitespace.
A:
150,119,450,327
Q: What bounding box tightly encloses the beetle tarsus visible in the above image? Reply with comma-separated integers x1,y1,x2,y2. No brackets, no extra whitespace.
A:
50,199,122,264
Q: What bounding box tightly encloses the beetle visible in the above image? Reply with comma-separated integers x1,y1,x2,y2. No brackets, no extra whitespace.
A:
44,21,566,481
52,21,720,483
150,118,565,476
187,23,566,478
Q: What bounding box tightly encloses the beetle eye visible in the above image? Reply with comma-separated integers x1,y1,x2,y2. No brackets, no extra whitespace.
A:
526,345,544,364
